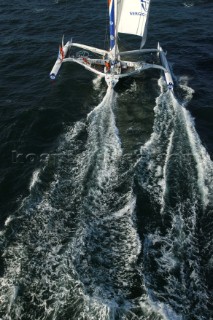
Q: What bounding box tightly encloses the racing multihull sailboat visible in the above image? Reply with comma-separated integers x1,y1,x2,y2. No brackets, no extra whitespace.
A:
50,0,174,89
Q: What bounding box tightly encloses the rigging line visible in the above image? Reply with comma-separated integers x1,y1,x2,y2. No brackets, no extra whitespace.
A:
54,0,69,38
61,0,68,37
104,1,109,51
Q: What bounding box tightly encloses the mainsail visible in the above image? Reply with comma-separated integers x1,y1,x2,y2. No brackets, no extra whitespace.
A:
117,0,151,47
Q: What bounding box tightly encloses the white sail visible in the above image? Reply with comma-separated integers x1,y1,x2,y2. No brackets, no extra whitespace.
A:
117,0,151,38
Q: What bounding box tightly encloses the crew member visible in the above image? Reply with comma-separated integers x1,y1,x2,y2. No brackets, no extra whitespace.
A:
83,57,89,64
105,60,110,72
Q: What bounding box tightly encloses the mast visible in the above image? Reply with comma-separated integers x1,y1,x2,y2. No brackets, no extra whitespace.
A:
108,0,117,60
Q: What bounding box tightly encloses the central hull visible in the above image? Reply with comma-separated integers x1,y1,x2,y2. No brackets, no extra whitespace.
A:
105,73,120,88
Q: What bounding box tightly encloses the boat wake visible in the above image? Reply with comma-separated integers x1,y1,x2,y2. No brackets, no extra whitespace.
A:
0,87,166,320
136,78,213,319
0,79,212,319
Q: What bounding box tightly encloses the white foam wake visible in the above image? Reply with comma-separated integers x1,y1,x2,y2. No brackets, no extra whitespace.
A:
0,87,164,320
137,77,213,319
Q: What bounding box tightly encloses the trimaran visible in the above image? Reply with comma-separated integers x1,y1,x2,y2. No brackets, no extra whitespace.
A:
50,0,174,90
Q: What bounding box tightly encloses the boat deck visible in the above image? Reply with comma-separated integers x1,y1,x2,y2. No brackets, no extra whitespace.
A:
90,63,136,75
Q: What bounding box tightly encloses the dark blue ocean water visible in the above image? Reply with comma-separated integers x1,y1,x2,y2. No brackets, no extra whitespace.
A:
0,0,213,319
